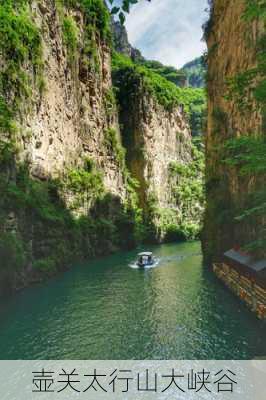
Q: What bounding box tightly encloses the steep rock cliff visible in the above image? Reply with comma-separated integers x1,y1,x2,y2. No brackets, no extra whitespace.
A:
0,0,132,292
0,0,202,293
112,54,204,241
111,21,206,137
21,1,125,198
203,0,265,263
111,20,143,61
119,82,192,241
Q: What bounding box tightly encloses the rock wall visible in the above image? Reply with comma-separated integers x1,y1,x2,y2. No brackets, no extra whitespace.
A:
0,0,130,293
124,94,189,192
111,22,204,241
203,0,265,263
111,20,143,62
0,0,199,293
115,73,198,241
125,97,191,211
22,1,125,199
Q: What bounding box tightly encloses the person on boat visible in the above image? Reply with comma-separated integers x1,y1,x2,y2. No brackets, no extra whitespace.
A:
137,252,154,267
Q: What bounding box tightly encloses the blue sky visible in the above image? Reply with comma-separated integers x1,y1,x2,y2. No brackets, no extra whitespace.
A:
118,0,209,68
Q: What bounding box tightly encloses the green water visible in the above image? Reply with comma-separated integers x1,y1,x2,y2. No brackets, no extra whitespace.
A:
0,242,265,359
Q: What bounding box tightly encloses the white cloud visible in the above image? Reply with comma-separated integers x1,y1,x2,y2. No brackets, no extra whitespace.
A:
124,0,209,68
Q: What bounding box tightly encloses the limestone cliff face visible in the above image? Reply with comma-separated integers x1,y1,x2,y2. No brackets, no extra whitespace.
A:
111,20,202,241
116,76,194,241
203,0,265,262
21,1,125,199
0,0,130,293
125,98,191,211
111,20,143,61
0,0,197,293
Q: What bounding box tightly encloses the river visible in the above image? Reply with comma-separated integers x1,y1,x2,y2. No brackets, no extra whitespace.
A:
0,241,265,359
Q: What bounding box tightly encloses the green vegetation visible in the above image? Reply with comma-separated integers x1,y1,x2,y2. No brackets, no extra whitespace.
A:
225,1,266,114
62,16,79,63
0,232,26,292
112,51,206,240
113,53,207,135
125,176,148,243
0,156,147,289
182,88,206,136
80,0,111,41
140,58,207,135
217,0,266,257
166,137,205,240
225,69,258,111
104,128,126,168
244,0,266,20
58,0,111,40
78,0,111,73
112,52,184,110
0,0,149,292
103,130,149,243
0,1,44,288
0,232,25,270
32,258,57,275
112,52,206,134
57,0,111,72
104,88,117,115
0,165,73,285
0,0,43,138
138,59,187,87
223,136,266,256
141,138,205,242
108,0,148,25
65,158,105,210
0,0,207,292
223,136,266,175
181,56,206,88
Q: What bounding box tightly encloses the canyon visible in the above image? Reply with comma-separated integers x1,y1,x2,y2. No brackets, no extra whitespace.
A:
0,0,204,293
0,0,265,301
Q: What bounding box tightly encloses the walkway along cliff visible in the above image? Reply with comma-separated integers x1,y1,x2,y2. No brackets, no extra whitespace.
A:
203,0,266,318
0,0,204,294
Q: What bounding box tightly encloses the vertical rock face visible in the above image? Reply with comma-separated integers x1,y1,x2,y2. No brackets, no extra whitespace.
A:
128,100,191,211
0,0,200,292
0,0,131,292
115,70,201,241
111,20,132,58
23,1,125,199
111,20,143,61
203,0,265,263
119,84,191,216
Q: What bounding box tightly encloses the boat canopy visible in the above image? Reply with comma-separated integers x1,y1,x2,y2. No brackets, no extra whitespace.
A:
138,252,153,257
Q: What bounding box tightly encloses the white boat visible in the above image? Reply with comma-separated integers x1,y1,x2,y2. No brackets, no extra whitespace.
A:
137,252,155,268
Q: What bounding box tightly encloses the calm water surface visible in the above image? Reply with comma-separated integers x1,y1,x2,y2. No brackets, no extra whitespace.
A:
0,242,265,359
